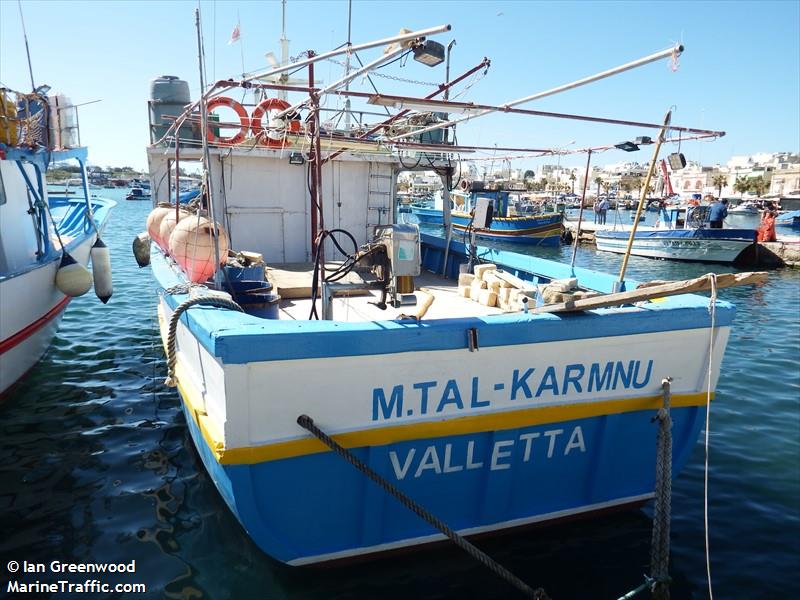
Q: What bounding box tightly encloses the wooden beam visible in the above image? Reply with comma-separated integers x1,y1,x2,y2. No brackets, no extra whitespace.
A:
532,272,768,314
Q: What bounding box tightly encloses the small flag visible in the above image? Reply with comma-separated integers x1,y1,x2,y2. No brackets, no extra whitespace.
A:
228,23,241,45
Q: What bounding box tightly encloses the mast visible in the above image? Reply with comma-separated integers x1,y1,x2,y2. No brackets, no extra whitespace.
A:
343,0,353,133
278,0,290,101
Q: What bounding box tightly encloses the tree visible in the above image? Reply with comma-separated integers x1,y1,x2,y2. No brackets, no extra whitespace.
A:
523,169,536,180
594,176,603,199
569,172,577,194
712,173,727,198
733,176,750,198
749,176,769,197
602,181,611,196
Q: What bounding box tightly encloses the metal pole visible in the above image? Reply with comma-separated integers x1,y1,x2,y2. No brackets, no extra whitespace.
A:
391,44,684,141
570,149,593,271
195,8,222,286
273,45,406,120
323,58,490,164
343,0,353,132
242,24,451,84
308,52,319,258
617,110,672,287
17,0,36,92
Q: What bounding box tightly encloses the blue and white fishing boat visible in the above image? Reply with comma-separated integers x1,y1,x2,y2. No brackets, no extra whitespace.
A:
0,86,115,396
140,28,749,567
595,205,758,263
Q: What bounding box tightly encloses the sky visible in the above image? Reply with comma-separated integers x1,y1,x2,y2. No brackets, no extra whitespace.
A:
1,0,798,172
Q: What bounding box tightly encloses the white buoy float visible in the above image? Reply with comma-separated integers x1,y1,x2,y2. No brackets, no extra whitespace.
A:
90,237,113,304
55,252,92,297
169,216,229,283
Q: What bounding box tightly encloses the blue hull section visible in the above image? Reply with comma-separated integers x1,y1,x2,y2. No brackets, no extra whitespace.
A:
183,399,704,565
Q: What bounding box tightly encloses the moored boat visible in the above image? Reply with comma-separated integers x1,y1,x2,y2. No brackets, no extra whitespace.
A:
139,26,743,569
0,87,115,396
595,205,757,263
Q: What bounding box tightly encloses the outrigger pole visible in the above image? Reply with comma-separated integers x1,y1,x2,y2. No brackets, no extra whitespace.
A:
389,44,685,141
617,110,673,289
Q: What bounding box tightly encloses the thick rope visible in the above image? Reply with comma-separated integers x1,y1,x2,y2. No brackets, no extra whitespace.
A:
163,296,243,387
651,378,673,600
296,415,550,600
704,273,718,599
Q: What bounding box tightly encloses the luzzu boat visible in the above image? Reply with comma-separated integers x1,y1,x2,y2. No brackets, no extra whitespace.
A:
411,189,563,246
595,205,758,263
0,87,115,396
140,27,741,566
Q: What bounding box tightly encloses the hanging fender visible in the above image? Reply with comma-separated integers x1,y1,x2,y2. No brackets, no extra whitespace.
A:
205,97,249,145
250,98,301,147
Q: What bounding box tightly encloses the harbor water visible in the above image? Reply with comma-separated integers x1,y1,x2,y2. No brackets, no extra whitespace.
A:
1,191,798,599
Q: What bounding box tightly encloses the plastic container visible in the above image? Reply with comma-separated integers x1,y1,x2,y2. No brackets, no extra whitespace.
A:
236,291,281,319
149,76,195,145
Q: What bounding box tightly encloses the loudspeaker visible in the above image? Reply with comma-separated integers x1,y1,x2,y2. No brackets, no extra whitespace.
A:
668,153,686,170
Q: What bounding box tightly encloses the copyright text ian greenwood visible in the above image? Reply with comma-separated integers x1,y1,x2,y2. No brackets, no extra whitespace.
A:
6,560,146,594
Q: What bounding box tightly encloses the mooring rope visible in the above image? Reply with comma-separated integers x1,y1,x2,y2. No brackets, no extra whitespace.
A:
704,273,718,599
296,414,550,600
650,377,673,600
163,296,242,387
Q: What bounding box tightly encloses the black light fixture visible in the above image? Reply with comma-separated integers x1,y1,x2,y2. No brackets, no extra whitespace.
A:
667,152,687,170
413,40,445,67
614,141,640,152
634,136,653,145
289,152,305,165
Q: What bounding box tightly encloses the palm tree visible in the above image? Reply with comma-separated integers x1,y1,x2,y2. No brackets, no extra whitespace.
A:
594,177,603,199
749,176,769,197
569,172,577,194
712,174,727,198
733,176,750,199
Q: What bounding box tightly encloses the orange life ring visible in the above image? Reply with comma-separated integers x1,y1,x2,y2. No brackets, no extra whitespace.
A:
205,97,248,145
250,98,301,147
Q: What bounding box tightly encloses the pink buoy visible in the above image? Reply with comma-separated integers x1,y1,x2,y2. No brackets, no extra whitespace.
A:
146,207,172,248
158,209,190,254
169,216,229,283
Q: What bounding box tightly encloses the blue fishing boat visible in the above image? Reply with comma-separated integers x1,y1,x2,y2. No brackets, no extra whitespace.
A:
139,28,749,568
412,190,563,246
0,87,115,396
596,205,758,263
775,210,800,228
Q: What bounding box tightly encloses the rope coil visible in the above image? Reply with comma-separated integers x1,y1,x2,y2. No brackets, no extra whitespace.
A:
163,295,243,387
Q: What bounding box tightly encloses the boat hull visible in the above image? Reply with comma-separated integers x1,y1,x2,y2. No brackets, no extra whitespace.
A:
0,238,93,395
451,212,563,246
154,242,732,566
594,228,757,263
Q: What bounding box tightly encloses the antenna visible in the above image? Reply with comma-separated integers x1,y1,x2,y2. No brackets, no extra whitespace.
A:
17,0,36,91
343,0,353,132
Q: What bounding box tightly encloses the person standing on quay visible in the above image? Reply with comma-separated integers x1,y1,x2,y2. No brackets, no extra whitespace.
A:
597,197,609,225
709,198,728,229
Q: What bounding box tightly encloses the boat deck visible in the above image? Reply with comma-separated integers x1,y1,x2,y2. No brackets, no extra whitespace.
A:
269,264,506,323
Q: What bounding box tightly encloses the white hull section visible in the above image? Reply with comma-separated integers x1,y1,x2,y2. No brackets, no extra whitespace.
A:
595,235,752,263
0,237,94,395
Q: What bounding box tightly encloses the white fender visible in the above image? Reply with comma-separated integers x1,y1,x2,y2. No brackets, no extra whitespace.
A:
55,252,92,297
91,237,113,304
